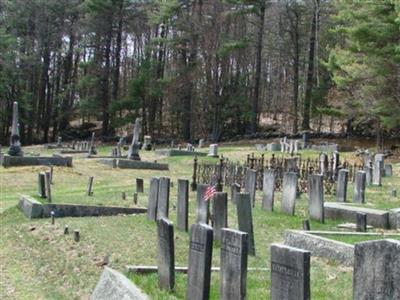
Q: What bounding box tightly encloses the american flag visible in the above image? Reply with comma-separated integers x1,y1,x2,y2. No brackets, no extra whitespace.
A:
203,175,217,201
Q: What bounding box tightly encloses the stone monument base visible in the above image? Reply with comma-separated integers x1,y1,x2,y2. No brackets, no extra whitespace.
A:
1,155,72,168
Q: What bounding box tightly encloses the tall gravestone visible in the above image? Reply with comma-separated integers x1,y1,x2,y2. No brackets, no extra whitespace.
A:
353,239,400,299
8,101,23,156
236,193,255,256
187,223,213,300
136,178,144,193
220,228,248,300
87,176,94,196
147,177,159,221
353,170,366,204
157,218,175,291
127,118,141,160
364,164,373,185
262,169,275,211
196,184,210,224
177,179,189,232
281,172,298,216
231,183,240,204
244,169,257,207
270,244,311,300
336,169,348,202
319,153,328,175
308,174,324,223
157,177,170,220
38,172,46,198
212,192,228,241
88,132,96,155
373,157,383,186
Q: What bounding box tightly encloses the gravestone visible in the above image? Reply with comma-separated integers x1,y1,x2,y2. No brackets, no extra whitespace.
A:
38,172,46,198
8,102,23,156
157,177,170,220
136,178,144,193
143,135,152,151
336,169,348,202
231,183,241,204
88,132,96,155
319,153,328,175
281,172,298,216
262,169,275,211
353,171,366,204
364,165,373,185
244,169,257,206
302,132,310,147
177,179,189,232
187,223,213,300
373,160,383,186
208,144,218,157
157,218,175,291
236,193,255,256
220,228,248,300
198,139,204,148
45,171,52,202
127,118,141,160
147,178,159,221
196,184,210,224
356,212,367,232
353,239,400,299
308,174,324,223
270,244,310,300
87,176,94,196
384,164,392,177
212,192,228,241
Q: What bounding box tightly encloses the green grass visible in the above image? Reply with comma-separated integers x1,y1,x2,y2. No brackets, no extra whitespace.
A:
0,144,399,299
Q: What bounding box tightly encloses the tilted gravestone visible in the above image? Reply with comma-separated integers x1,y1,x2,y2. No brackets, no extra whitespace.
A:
231,183,240,204
38,172,46,198
212,192,228,241
236,193,255,256
147,177,159,221
270,244,311,300
308,174,324,223
353,239,400,299
220,228,248,300
336,169,348,202
157,218,175,291
196,184,210,224
244,169,257,207
262,169,275,211
136,178,144,193
281,172,298,216
87,176,94,196
177,179,189,232
157,177,170,220
186,223,213,300
353,171,366,204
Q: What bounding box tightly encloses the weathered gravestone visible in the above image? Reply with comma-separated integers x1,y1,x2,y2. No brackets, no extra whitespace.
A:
220,228,248,300
236,193,255,256
38,172,46,198
336,169,348,202
384,164,392,177
143,135,152,151
208,144,218,157
353,239,400,300
147,177,159,221
8,101,23,156
45,171,52,202
356,212,367,232
177,179,189,232
136,178,144,193
157,218,175,291
285,157,298,172
308,174,324,223
281,172,298,216
262,169,275,211
364,164,373,185
319,153,328,175
127,118,141,160
187,223,213,300
87,176,94,196
157,177,170,220
373,159,383,186
270,244,311,300
244,169,257,207
196,184,210,224
231,183,240,204
212,192,228,241
353,170,366,204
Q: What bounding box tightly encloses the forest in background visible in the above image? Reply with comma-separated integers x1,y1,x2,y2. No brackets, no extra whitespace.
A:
0,0,399,146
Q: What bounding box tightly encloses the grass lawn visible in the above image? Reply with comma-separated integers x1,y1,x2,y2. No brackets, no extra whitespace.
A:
0,144,399,299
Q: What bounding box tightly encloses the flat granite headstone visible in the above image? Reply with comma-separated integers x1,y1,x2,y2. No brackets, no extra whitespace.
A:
236,193,255,256
212,192,228,241
187,223,213,300
147,177,159,221
308,174,324,223
281,172,298,216
353,171,366,204
231,183,241,204
136,178,144,193
220,228,248,300
336,169,348,202
262,169,275,211
353,239,400,300
177,179,189,232
196,184,210,224
38,172,46,198
270,244,310,300
157,218,175,291
157,177,170,220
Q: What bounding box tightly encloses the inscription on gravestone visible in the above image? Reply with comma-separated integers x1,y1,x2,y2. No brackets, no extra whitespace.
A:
177,179,189,232
147,177,159,221
236,193,255,256
262,169,275,211
157,218,175,291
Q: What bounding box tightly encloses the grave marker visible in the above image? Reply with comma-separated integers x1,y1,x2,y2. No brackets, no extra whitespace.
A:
38,172,46,198
384,164,392,177
147,178,159,221
244,169,257,207
336,169,348,202
353,171,366,204
356,212,367,232
236,193,255,256
157,218,175,291
281,172,298,216
212,192,228,241
231,183,240,204
45,171,52,202
157,177,170,220
308,174,324,223
87,176,94,196
177,179,189,232
196,184,210,224
136,178,144,193
262,169,275,211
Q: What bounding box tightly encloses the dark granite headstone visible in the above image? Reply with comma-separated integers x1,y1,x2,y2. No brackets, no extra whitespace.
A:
236,193,255,256
353,239,400,299
177,179,189,232
157,218,175,291
308,174,324,223
45,171,52,202
336,169,348,202
262,169,275,211
38,172,46,198
147,177,159,221
270,244,310,300
157,177,170,220
212,192,228,241
281,172,298,216
136,178,144,193
196,184,210,224
356,212,367,232
187,223,213,300
353,171,366,204
244,169,257,206
220,228,248,300
231,183,241,204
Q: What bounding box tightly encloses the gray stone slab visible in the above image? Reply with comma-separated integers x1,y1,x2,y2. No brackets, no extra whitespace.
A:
212,192,228,241
389,208,400,230
187,223,213,300
353,239,400,300
220,228,248,300
147,178,159,221
136,178,144,193
384,164,392,177
262,169,275,211
281,172,298,216
38,172,46,198
353,171,366,203
177,179,189,231
364,166,373,185
1,155,72,168
98,159,168,170
372,160,383,186
236,193,255,256
244,169,257,206
157,218,175,291
231,183,240,204
324,202,389,229
90,267,149,300
336,169,348,202
356,212,367,232
308,174,324,223
155,149,206,157
196,184,210,224
157,177,170,220
19,195,44,218
270,243,310,300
